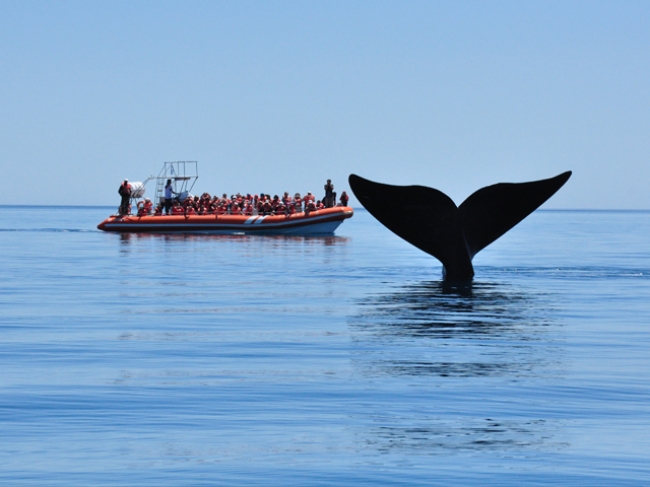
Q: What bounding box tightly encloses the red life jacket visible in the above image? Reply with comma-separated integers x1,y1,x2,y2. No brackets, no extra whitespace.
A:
119,183,132,196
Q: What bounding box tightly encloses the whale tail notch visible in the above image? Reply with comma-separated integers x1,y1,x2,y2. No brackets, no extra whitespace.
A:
349,171,572,281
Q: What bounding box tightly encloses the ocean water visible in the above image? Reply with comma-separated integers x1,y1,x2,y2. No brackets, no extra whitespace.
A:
1,206,649,486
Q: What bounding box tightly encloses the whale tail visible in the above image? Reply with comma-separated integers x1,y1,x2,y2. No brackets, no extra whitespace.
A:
349,171,572,281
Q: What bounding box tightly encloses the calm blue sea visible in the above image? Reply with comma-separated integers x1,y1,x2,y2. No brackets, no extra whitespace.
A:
1,206,649,486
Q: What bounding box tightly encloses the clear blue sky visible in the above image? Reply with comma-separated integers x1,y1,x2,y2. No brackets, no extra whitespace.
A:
1,1,648,208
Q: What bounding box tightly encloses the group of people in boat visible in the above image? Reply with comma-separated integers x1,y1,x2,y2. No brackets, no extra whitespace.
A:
118,178,349,217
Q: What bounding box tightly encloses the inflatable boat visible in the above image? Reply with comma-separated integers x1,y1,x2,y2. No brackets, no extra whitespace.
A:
97,206,354,235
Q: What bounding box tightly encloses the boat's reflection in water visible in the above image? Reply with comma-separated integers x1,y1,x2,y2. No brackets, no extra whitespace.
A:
350,280,565,453
117,232,349,258
117,233,350,271
118,232,348,247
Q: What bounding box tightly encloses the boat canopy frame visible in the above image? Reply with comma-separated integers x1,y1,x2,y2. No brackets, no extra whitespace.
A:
143,161,198,205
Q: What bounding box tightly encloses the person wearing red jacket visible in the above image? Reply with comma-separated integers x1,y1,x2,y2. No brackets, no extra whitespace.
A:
339,191,349,207
118,179,131,215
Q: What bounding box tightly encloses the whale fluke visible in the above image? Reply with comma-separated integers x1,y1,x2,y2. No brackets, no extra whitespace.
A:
349,171,572,281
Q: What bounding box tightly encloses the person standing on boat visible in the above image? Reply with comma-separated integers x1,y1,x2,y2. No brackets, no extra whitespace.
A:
163,179,175,215
324,179,335,208
118,179,131,215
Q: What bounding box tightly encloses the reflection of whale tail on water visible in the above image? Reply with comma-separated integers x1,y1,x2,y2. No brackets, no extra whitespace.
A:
349,171,572,281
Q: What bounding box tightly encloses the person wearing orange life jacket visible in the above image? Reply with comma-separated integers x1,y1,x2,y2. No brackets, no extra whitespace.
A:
136,198,153,216
118,179,132,215
293,193,302,213
305,200,317,215
303,192,315,208
339,191,349,207
271,195,281,211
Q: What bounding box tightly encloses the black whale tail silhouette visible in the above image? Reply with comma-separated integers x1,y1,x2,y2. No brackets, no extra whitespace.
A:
349,171,572,281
